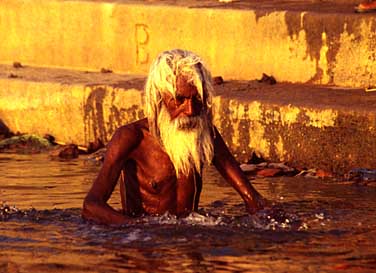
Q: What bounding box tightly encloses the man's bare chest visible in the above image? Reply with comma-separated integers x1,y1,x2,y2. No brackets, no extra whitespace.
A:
123,133,201,214
124,133,176,193
123,157,201,216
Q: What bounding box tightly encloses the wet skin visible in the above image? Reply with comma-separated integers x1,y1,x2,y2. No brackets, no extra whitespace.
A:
82,76,266,225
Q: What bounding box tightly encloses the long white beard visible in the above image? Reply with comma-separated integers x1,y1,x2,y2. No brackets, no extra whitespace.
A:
158,105,214,176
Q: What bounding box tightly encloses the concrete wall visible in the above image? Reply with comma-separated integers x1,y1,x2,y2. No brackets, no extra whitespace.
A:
213,95,376,175
0,79,145,146
1,67,376,174
0,0,375,87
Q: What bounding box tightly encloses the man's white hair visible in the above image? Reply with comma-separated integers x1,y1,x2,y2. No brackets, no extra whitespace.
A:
144,49,215,176
145,49,214,138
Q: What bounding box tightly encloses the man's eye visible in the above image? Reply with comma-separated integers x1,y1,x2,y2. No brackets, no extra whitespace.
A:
175,95,185,104
194,95,202,103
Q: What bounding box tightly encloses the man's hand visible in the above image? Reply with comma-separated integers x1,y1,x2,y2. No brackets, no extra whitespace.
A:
82,125,142,226
245,190,268,214
82,199,131,226
212,127,267,215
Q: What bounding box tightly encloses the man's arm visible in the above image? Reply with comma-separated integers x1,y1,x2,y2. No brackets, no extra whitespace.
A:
212,127,266,213
82,125,141,225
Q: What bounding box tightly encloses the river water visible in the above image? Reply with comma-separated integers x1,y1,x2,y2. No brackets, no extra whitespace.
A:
0,153,375,273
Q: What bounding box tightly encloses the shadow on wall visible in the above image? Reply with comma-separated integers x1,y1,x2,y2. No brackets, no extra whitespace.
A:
0,119,13,140
83,85,146,147
84,87,108,146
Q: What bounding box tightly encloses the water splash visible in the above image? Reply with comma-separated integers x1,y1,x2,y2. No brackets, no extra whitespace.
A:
0,202,24,220
0,201,330,233
137,211,224,226
130,208,307,231
181,212,223,226
232,207,305,231
1,202,308,231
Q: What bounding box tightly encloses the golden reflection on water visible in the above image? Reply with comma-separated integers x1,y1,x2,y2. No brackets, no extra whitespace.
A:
0,153,376,273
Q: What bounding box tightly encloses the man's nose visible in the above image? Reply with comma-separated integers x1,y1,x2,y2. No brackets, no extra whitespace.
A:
183,98,195,116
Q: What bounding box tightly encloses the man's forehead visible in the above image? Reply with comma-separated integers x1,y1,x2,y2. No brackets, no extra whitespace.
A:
176,75,199,96
176,75,193,86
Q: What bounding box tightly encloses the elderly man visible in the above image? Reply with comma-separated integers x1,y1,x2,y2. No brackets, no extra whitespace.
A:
82,49,265,225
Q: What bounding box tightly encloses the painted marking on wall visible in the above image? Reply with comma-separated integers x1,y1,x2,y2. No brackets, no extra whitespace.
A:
135,23,150,65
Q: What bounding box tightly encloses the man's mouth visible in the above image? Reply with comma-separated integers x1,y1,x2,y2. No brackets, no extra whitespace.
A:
176,117,199,130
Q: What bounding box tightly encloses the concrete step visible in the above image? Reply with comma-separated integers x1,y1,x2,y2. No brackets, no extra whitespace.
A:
1,64,376,175
0,0,375,88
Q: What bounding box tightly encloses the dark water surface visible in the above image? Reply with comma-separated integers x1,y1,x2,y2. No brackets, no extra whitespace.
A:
0,154,375,273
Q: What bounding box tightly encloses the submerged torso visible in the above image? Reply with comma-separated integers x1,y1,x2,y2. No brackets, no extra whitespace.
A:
120,119,202,217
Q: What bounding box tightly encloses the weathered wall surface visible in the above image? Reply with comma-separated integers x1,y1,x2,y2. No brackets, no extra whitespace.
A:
0,80,145,146
1,66,376,174
213,96,376,175
0,0,375,87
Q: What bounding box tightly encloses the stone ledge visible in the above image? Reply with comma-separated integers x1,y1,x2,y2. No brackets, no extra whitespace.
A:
1,65,376,174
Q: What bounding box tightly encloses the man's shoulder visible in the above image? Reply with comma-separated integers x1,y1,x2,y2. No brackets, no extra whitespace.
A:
112,118,149,144
121,118,149,132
